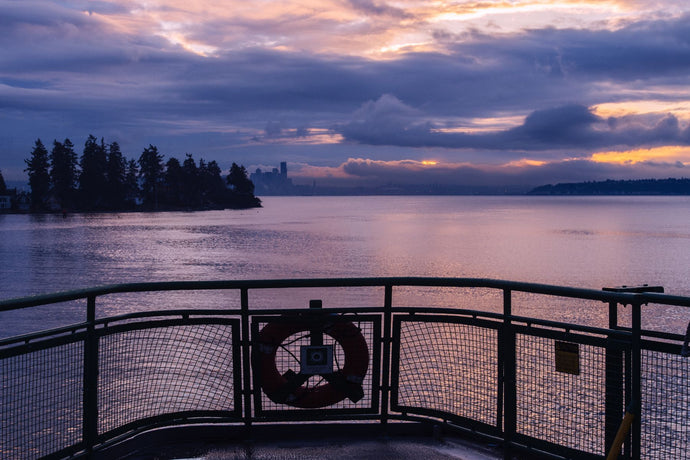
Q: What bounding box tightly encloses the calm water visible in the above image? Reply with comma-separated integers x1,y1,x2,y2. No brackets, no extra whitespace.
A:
1,195,690,336
2,196,690,459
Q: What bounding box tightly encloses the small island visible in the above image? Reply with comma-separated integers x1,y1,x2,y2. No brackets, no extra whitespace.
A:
1,135,260,213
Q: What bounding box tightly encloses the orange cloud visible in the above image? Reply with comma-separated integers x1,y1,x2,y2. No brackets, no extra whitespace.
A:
91,0,647,59
589,146,690,165
505,159,547,167
593,100,690,122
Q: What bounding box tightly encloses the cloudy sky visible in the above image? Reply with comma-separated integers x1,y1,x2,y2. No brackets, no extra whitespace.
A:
2,0,690,190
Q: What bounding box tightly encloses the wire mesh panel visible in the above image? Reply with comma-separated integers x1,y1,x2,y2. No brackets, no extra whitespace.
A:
0,340,84,460
98,319,240,435
641,347,690,459
515,331,610,456
252,314,380,415
393,316,499,429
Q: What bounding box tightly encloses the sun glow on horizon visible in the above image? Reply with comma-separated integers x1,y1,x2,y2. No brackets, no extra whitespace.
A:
505,159,547,167
589,146,690,165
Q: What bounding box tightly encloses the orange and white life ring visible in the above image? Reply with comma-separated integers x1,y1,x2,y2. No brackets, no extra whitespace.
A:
255,320,369,408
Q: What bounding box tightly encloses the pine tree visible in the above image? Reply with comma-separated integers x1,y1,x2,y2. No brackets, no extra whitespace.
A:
24,139,51,211
0,169,7,195
105,141,128,210
227,163,254,194
200,159,226,206
79,135,108,210
138,145,164,209
125,159,140,208
226,163,261,208
50,139,78,210
163,157,184,207
182,153,200,207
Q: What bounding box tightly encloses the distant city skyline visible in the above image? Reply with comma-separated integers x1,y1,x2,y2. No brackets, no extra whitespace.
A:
2,1,690,190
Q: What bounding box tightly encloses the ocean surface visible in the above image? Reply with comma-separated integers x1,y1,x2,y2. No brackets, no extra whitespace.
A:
1,195,690,337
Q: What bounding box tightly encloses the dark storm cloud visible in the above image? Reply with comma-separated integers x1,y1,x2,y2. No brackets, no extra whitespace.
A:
0,2,167,74
165,12,690,129
444,15,690,83
340,98,690,152
4,6,690,128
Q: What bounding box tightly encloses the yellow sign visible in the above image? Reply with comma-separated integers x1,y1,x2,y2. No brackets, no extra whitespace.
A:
555,341,580,375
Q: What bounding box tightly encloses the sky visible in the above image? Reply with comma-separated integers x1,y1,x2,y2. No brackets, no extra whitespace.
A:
2,0,690,191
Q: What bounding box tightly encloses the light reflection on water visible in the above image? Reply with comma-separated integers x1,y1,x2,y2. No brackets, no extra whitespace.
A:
2,196,690,458
1,196,690,337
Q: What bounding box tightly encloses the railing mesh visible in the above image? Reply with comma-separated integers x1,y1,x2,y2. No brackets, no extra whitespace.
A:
98,322,237,434
515,333,609,456
395,318,498,426
641,349,690,459
1,342,83,460
1,279,690,460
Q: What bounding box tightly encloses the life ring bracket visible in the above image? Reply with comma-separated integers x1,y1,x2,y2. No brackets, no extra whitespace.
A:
254,316,370,409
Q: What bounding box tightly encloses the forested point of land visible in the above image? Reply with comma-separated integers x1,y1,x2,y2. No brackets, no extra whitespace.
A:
4,135,261,213
528,178,690,195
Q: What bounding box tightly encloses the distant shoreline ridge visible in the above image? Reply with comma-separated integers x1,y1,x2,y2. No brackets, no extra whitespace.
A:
527,178,690,195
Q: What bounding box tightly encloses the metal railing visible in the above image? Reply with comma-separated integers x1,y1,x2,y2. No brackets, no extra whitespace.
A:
1,278,689,459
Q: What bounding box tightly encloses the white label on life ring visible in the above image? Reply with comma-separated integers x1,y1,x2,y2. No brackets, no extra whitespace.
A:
300,345,334,375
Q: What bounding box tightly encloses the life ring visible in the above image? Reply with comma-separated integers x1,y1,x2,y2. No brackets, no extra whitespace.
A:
255,320,369,408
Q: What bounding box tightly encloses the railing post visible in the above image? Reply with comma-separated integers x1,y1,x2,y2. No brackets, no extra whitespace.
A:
83,295,99,452
241,288,252,430
605,301,626,458
630,301,642,459
502,289,516,460
380,284,393,427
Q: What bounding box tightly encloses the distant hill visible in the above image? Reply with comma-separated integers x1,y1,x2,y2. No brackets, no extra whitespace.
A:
528,178,690,195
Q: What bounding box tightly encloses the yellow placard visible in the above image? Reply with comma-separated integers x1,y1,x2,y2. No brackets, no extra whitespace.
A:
555,341,580,375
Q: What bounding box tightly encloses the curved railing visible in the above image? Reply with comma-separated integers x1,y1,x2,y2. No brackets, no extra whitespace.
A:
1,278,688,459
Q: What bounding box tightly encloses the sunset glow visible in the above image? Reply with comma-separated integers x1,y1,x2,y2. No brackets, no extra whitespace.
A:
589,147,690,165
2,0,690,190
593,101,690,122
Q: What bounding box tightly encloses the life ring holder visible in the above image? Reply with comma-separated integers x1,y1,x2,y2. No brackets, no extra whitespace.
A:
255,317,369,408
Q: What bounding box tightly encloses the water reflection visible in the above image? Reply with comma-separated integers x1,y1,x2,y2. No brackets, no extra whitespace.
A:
1,196,689,337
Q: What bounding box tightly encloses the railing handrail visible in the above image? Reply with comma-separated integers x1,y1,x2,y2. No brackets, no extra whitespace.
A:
2,277,689,459
2,276,686,312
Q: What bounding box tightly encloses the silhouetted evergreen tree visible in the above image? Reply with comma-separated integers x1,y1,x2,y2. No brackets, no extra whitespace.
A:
226,163,261,208
182,154,200,207
105,141,128,210
199,159,226,206
125,159,140,207
163,157,184,207
79,135,108,210
25,139,51,211
227,163,254,194
138,145,164,209
50,138,78,210
21,137,260,212
0,169,6,194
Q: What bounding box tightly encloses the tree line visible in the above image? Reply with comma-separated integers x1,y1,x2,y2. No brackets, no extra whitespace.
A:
20,135,260,212
528,178,690,195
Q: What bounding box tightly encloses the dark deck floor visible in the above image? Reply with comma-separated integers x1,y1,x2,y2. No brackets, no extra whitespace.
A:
96,423,507,460
194,437,503,460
